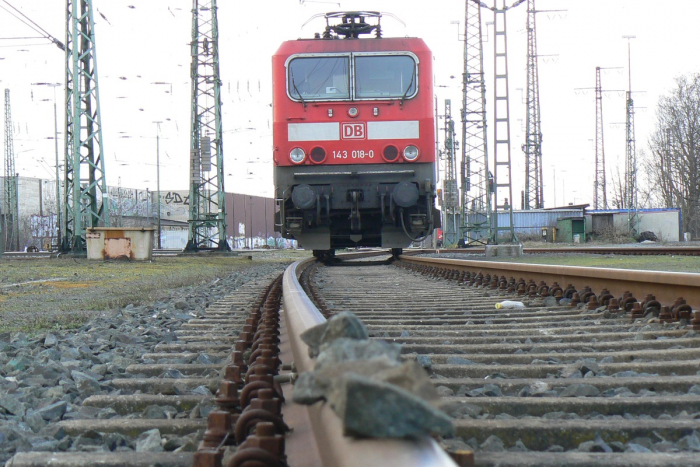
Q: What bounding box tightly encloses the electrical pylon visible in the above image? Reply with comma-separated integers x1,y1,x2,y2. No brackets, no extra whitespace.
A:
3,89,20,252
623,37,638,235
490,0,517,243
523,0,543,210
62,0,109,252
185,0,229,251
443,99,460,246
594,67,607,209
460,0,491,245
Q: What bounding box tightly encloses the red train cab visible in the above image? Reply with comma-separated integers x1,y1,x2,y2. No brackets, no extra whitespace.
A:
273,12,439,257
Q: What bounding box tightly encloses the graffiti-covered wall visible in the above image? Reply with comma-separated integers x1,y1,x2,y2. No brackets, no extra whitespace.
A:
1,175,288,249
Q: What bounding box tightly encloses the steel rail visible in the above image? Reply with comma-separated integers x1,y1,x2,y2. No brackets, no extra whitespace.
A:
399,255,700,310
407,246,700,256
281,258,458,467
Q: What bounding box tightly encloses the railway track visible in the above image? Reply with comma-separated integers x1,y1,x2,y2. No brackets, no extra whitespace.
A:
6,251,700,466
410,246,700,256
294,254,700,466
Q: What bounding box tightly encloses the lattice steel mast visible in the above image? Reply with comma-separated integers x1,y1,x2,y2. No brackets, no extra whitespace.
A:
523,0,543,210
185,0,229,251
443,100,459,246
624,36,638,235
3,89,20,252
594,67,607,209
62,0,109,252
460,0,491,245
490,0,518,243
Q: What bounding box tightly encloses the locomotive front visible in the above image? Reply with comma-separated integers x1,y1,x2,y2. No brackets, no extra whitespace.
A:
273,12,438,256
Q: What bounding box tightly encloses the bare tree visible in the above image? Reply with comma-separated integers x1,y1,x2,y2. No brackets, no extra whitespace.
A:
644,73,700,237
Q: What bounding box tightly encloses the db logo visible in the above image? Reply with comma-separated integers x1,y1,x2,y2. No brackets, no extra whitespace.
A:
341,122,366,140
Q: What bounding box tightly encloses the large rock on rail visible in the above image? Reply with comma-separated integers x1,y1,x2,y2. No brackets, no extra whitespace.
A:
329,374,453,438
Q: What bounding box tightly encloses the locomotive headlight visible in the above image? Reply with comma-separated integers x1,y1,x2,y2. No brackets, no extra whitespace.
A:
289,147,306,164
403,145,419,161
347,107,359,117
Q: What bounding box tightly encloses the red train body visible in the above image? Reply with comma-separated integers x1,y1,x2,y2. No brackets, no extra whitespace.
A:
273,12,439,256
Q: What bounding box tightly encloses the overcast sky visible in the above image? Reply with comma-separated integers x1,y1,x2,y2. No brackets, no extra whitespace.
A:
1,0,699,206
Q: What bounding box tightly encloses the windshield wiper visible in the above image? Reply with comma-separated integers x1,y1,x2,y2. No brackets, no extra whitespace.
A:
399,69,415,106
290,69,306,108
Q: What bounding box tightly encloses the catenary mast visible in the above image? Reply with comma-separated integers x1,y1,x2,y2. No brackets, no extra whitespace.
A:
523,0,543,210
3,89,20,251
62,0,110,252
460,0,491,245
185,0,229,251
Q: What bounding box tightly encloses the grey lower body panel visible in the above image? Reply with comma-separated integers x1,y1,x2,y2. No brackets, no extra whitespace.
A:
275,163,437,250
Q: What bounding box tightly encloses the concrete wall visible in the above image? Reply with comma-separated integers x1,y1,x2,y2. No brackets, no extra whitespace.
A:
584,209,681,242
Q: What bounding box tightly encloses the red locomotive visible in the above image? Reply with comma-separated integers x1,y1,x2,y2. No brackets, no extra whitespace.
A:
273,11,439,258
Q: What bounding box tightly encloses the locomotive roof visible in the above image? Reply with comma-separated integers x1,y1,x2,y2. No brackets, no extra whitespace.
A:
274,36,431,57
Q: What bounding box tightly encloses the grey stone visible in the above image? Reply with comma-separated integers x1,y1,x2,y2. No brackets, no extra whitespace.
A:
24,411,46,432
0,396,26,417
44,333,59,347
76,378,102,397
301,312,369,358
441,402,482,419
436,386,454,397
330,374,453,438
626,443,652,453
4,356,31,373
399,330,410,337
559,364,582,379
482,384,503,397
292,371,325,405
508,440,529,452
480,435,506,452
676,432,700,451
37,401,68,421
97,407,118,419
143,405,169,419
559,383,600,397
529,381,551,396
372,361,439,401
688,384,700,395
191,385,213,396
315,338,401,372
103,432,129,451
416,355,432,370
135,428,164,452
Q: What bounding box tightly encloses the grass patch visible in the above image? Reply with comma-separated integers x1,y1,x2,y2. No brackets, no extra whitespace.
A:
0,251,309,334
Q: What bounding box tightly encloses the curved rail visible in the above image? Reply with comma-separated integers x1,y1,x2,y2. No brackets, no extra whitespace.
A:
399,255,700,310
281,258,458,467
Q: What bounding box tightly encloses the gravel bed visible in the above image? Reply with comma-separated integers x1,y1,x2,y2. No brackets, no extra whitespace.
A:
0,262,286,464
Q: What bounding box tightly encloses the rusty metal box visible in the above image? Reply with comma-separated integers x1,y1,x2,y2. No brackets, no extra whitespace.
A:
86,228,155,261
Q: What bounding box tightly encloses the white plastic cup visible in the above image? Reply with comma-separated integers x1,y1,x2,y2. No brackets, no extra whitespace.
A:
495,300,525,309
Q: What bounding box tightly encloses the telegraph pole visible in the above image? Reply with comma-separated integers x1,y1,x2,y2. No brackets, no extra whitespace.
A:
153,121,163,249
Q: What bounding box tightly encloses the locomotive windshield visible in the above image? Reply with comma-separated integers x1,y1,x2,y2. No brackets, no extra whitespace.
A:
288,56,350,100
355,55,416,99
287,53,417,101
